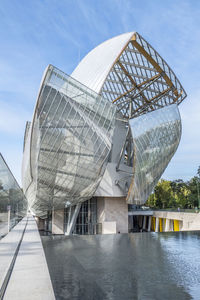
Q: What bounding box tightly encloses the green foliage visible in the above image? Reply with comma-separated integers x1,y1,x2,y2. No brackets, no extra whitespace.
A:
146,166,200,209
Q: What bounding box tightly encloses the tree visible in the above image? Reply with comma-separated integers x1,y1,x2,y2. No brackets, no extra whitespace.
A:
146,166,200,209
146,193,156,207
197,166,200,208
147,179,191,209
187,177,199,208
146,180,174,209
197,166,200,178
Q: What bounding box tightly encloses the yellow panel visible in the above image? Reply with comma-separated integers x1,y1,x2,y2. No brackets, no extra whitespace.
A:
174,220,179,231
159,218,163,232
151,217,155,231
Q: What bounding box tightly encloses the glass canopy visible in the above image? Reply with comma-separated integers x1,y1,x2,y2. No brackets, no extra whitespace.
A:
0,154,27,237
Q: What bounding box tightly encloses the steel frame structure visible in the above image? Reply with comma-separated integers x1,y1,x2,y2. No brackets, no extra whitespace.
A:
100,32,186,119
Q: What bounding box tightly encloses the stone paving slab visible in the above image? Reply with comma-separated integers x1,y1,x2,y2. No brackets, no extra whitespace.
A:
0,217,27,289
0,215,55,300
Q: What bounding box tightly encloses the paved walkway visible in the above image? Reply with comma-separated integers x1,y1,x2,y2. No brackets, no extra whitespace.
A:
0,215,55,300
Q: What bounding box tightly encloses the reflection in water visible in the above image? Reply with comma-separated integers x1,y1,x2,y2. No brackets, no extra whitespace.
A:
157,232,200,299
41,232,200,300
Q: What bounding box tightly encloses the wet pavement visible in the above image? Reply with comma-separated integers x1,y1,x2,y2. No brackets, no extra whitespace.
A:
41,231,200,300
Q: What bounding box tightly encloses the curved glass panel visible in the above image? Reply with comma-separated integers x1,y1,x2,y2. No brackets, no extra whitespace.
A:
0,154,27,237
127,104,181,205
22,66,116,215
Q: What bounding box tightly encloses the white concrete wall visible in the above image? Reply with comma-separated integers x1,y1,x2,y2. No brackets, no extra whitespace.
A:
52,209,64,234
35,217,45,230
102,221,117,234
97,197,128,233
153,211,200,231
95,163,132,197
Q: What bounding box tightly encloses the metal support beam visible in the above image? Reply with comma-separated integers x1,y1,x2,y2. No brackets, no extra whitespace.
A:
38,166,93,180
112,73,160,104
116,127,129,171
117,61,137,87
65,203,81,235
40,147,99,158
131,37,179,97
116,74,162,112
67,206,72,229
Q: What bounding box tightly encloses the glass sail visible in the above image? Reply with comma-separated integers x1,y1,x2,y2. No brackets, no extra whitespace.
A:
127,104,181,204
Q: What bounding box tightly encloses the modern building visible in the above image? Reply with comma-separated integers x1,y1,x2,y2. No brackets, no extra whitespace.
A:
22,32,187,234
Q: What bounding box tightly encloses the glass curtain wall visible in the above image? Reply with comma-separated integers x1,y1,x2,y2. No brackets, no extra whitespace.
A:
0,153,27,238
22,65,116,216
64,198,100,235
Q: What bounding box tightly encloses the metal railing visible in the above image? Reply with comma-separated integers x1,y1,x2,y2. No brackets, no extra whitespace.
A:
128,205,200,214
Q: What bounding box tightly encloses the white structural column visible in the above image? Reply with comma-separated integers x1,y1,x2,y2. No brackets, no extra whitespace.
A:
170,219,174,231
142,216,147,230
155,217,159,232
66,203,81,235
165,219,170,232
52,208,64,234
147,216,152,232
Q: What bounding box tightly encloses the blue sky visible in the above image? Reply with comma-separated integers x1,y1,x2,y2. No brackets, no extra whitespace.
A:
0,0,200,184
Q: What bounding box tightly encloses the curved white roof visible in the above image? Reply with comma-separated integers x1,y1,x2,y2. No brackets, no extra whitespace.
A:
71,32,135,93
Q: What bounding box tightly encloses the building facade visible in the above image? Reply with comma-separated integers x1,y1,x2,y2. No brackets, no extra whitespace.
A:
22,32,186,234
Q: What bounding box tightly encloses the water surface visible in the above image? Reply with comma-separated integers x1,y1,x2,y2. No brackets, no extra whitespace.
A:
41,231,200,300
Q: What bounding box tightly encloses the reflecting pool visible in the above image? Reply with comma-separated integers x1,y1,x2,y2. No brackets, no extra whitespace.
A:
41,231,200,300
